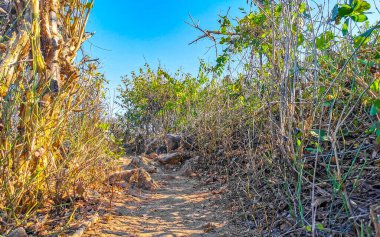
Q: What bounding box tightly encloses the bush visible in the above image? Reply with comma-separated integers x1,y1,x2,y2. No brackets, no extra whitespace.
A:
117,0,380,235
0,0,120,228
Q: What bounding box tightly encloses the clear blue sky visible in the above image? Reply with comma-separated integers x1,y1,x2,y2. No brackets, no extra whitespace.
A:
85,0,379,95
85,0,246,93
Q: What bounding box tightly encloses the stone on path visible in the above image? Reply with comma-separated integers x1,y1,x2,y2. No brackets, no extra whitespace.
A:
109,168,158,190
8,227,27,237
180,156,200,177
158,152,183,165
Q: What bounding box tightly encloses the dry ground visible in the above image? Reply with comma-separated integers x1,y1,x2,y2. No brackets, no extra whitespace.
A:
83,157,247,237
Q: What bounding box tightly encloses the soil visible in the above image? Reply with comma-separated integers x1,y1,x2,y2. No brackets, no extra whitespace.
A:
83,156,246,237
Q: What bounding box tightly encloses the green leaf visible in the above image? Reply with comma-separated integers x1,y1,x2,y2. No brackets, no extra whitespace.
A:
98,123,110,131
370,80,380,93
316,38,325,50
360,1,371,12
342,19,349,36
261,44,269,53
299,2,307,14
359,25,380,38
358,59,375,67
220,26,227,34
305,225,312,232
332,4,340,22
276,4,283,13
350,14,368,22
353,0,371,13
368,124,377,133
338,4,353,17
373,99,380,108
310,129,329,141
354,35,369,48
323,101,332,107
297,33,305,46
370,104,378,116
316,223,324,230
316,31,334,50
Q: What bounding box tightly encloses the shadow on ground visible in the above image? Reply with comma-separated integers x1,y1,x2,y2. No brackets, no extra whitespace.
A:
83,159,239,237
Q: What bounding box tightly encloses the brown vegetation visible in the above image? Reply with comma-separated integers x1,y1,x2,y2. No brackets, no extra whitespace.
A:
1,0,380,236
0,0,119,234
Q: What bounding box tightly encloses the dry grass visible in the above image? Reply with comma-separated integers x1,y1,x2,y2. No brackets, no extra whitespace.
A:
117,0,380,236
0,0,120,233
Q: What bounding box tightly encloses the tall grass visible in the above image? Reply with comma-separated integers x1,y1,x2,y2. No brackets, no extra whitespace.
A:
0,0,119,229
118,0,380,235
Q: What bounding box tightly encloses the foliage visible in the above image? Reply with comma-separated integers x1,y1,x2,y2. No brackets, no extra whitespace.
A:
0,0,120,229
118,0,380,235
118,64,203,138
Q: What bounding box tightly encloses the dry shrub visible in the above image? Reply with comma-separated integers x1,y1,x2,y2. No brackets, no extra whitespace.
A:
0,0,119,229
188,1,380,236
118,0,380,235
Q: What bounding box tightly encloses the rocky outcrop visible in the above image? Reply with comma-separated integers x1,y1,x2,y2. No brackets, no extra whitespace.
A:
158,152,183,165
109,168,158,190
128,156,158,173
165,133,195,151
127,133,195,156
165,134,181,151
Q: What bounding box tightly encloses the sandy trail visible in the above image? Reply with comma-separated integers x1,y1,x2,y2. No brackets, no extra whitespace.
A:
83,157,242,237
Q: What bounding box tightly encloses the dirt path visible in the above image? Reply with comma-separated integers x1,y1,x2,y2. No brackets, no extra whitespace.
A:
83,157,243,237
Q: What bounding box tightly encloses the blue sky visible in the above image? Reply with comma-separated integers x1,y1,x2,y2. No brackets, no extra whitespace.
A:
85,0,379,96
85,0,245,93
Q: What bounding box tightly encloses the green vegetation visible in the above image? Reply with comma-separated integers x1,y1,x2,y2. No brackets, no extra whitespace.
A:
1,0,379,236
117,0,380,235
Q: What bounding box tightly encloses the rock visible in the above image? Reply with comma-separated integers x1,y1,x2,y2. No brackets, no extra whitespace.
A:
68,213,99,237
156,145,167,154
165,134,181,151
128,156,151,168
162,174,176,181
129,156,142,167
109,168,158,190
130,169,158,190
124,156,158,173
180,156,199,177
164,164,175,170
158,152,183,165
202,223,216,233
146,153,158,159
146,165,158,173
8,227,27,237
144,138,159,154
211,186,227,195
